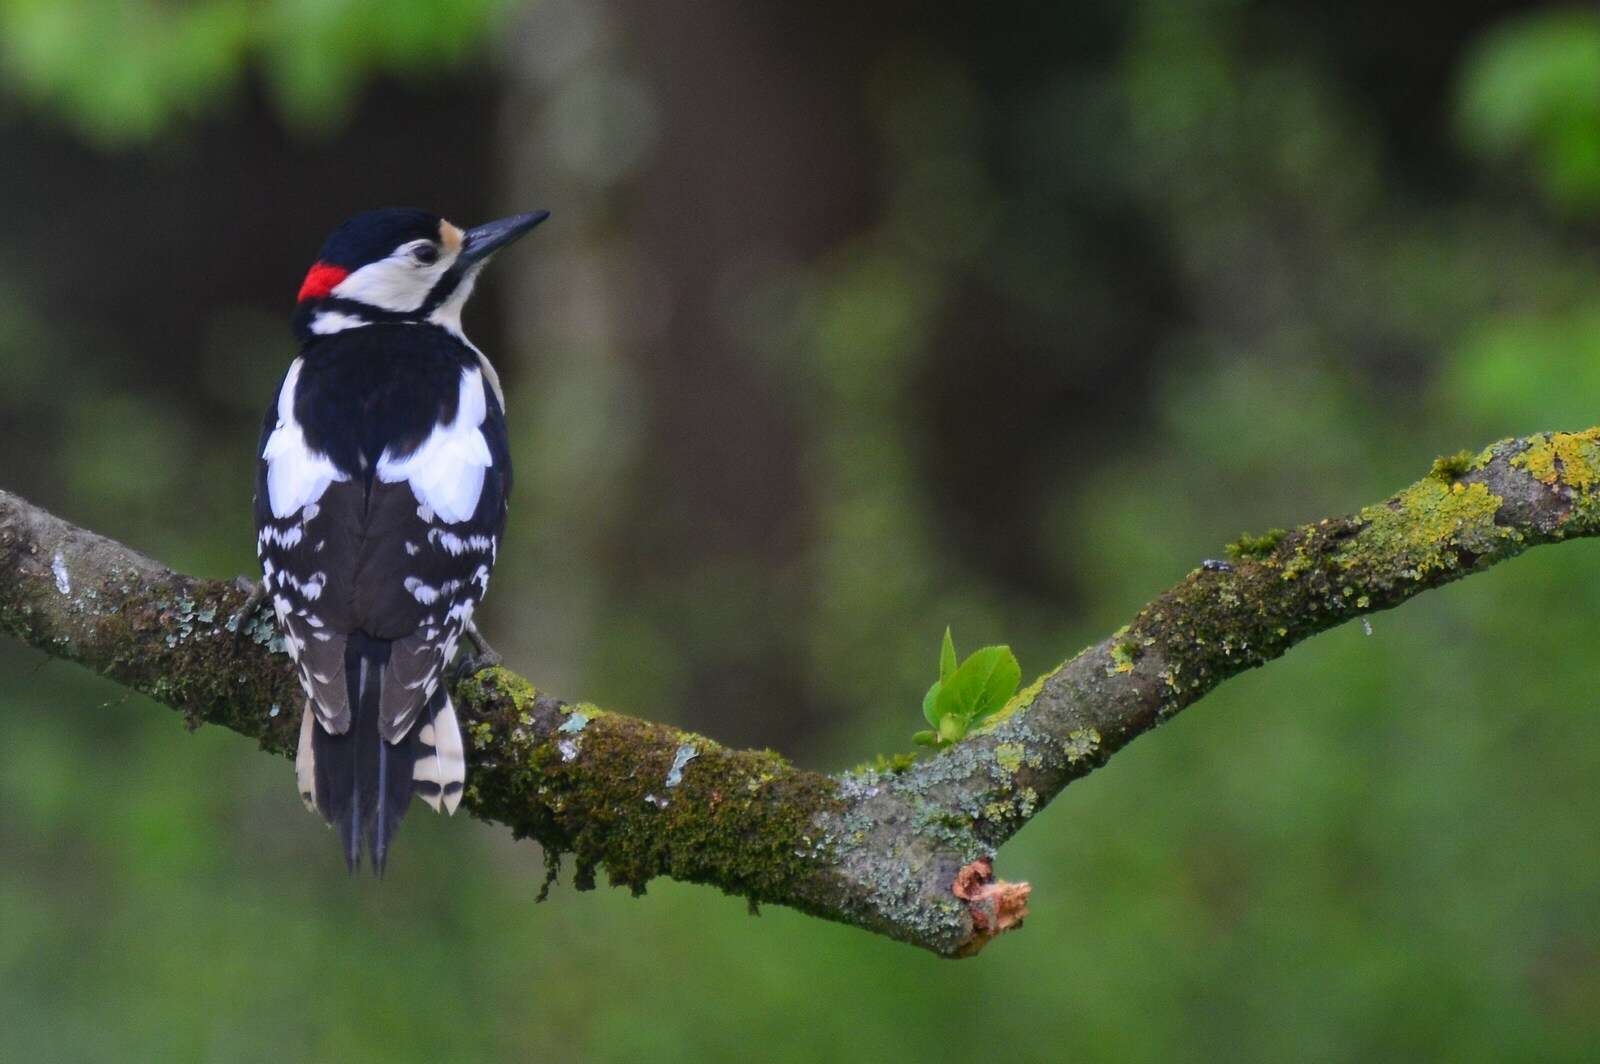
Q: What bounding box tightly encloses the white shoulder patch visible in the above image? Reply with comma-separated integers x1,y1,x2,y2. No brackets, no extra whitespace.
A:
309,309,371,334
262,359,348,519
376,367,493,524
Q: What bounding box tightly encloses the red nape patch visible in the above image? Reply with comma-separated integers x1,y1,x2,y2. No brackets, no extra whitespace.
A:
297,262,349,302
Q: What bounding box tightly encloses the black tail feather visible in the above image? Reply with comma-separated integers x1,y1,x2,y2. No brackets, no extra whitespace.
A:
312,633,416,875
371,707,417,876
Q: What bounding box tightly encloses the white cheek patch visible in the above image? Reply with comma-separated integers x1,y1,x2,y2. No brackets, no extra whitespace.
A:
376,367,493,523
262,359,348,519
331,245,457,313
331,258,429,312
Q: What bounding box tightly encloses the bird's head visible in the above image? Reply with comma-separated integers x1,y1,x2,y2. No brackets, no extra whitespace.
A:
292,207,548,340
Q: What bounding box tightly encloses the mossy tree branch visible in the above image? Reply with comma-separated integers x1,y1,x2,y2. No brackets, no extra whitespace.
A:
3,429,1599,956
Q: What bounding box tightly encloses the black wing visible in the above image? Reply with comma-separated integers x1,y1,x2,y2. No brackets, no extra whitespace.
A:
254,359,357,733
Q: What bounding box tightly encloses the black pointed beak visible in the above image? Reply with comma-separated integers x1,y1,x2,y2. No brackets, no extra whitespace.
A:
459,210,549,265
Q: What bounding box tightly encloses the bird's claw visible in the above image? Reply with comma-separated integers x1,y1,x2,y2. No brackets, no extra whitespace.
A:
452,621,503,682
227,576,269,634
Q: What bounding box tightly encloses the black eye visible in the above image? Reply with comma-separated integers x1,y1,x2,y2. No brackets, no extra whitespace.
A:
411,243,439,265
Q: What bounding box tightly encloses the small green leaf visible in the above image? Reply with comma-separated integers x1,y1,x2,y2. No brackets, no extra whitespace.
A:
915,628,1021,748
939,626,957,683
936,645,1022,725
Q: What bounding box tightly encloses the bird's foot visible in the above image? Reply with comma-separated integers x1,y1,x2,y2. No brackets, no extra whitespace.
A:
452,621,503,682
227,576,269,634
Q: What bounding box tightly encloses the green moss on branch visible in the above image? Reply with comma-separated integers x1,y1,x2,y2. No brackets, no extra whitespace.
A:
891,429,1600,857
453,668,845,906
7,425,1600,957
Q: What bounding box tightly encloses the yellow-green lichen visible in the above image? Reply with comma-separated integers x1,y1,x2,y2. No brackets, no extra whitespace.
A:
1339,478,1511,577
1512,429,1600,494
979,778,1040,824
1280,545,1315,581
983,798,1017,823
1108,625,1138,674
1064,728,1101,763
456,666,538,710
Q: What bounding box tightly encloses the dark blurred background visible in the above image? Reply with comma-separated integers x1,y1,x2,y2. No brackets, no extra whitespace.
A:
4,0,1600,1059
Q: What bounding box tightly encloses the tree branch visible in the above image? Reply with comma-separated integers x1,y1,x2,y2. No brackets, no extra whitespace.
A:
3,430,1598,956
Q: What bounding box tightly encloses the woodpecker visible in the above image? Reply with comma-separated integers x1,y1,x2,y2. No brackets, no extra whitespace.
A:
252,206,546,873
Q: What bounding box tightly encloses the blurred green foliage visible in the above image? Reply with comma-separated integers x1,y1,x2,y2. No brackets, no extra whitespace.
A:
0,0,510,141
1459,8,1600,212
3,0,1600,1061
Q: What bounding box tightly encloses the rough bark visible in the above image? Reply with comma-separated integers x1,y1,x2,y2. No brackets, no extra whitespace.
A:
3,429,1598,956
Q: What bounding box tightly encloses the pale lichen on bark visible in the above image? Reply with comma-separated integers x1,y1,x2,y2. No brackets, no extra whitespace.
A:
3,428,1599,956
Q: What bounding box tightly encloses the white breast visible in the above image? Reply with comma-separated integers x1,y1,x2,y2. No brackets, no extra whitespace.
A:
376,367,493,524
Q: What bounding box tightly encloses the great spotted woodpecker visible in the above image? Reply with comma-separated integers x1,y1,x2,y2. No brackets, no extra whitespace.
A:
253,207,546,873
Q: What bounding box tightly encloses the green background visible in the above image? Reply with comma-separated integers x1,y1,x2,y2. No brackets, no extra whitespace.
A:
3,0,1600,1059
